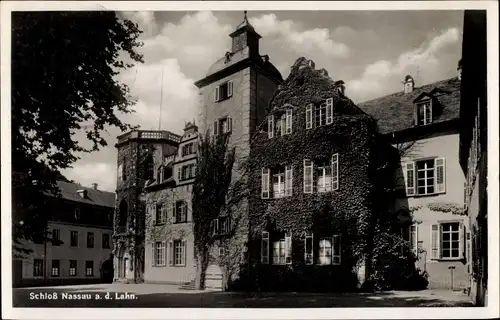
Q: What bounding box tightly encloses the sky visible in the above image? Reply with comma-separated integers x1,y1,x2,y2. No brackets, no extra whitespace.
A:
62,10,464,192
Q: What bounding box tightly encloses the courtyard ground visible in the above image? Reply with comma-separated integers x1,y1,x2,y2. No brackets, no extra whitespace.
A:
12,283,474,308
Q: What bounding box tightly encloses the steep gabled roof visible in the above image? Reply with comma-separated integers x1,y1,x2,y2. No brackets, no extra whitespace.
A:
357,77,461,134
52,180,116,208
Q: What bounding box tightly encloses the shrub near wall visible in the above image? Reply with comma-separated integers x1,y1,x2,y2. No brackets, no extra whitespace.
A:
239,58,384,292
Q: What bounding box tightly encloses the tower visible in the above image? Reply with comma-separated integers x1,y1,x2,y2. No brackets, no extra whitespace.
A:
193,11,283,287
113,129,180,283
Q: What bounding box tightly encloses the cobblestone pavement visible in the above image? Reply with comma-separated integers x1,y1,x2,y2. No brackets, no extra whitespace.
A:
12,283,474,308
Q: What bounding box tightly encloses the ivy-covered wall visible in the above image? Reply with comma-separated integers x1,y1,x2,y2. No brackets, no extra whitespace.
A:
232,58,409,292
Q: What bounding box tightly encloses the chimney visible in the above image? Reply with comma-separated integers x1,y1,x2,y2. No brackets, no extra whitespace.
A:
457,59,462,80
403,75,415,94
91,183,98,190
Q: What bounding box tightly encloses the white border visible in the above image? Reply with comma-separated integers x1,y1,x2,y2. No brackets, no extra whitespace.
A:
1,1,499,319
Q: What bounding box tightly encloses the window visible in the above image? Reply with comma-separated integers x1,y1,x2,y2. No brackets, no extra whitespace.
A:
178,164,196,181
306,98,333,129
182,143,196,156
304,154,339,194
215,81,233,102
431,222,464,260
69,260,77,276
416,100,432,125
87,232,94,248
219,247,225,257
169,240,186,267
175,201,188,223
401,224,418,254
74,208,81,219
272,238,286,265
122,160,127,181
155,204,166,225
155,242,166,266
52,229,60,246
404,158,445,196
102,234,110,249
304,233,341,265
261,165,293,199
213,116,232,136
267,109,293,139
70,231,78,247
51,260,60,277
33,259,43,277
85,261,94,276
213,217,231,236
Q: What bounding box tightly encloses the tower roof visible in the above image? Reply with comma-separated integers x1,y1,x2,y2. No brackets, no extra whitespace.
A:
229,11,261,38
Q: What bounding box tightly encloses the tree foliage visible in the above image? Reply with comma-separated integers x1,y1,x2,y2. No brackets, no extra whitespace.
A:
191,131,236,289
11,11,143,252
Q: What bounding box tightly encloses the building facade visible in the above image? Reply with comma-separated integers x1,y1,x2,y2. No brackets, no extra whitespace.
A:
13,181,115,287
245,57,394,292
459,10,487,306
143,122,198,286
359,73,470,290
113,130,180,283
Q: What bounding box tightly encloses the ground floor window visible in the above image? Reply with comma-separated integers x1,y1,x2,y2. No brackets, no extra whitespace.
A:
51,260,60,277
69,260,77,276
155,241,165,266
85,261,94,276
169,240,186,267
33,259,43,277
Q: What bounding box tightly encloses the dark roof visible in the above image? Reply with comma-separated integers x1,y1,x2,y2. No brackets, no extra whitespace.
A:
52,181,116,208
357,77,461,134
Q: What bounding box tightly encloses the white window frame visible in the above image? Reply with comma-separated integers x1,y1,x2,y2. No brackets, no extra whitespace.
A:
272,167,286,199
215,81,233,102
261,231,269,264
261,168,270,199
416,100,433,125
85,260,94,276
51,260,60,277
285,165,293,196
272,238,286,265
431,222,465,260
175,201,188,223
316,160,333,193
155,241,166,266
173,240,186,267
304,232,314,265
285,109,293,134
404,158,445,196
69,260,77,276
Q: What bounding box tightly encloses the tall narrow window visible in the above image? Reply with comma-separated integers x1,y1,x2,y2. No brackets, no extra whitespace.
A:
272,238,286,265
51,260,60,277
305,104,313,129
272,167,286,198
87,232,94,248
102,234,110,249
315,101,328,127
285,109,293,134
69,260,77,276
155,241,165,266
316,160,332,193
33,259,44,277
261,168,270,199
175,201,188,223
261,231,269,264
52,229,60,246
285,165,293,196
318,238,332,265
70,231,78,247
85,261,94,276
303,159,313,194
304,232,314,265
416,101,432,125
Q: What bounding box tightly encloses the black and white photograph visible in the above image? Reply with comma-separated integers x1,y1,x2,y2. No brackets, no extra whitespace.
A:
1,1,498,319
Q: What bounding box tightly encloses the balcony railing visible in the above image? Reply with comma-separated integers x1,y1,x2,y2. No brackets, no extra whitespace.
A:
117,130,181,145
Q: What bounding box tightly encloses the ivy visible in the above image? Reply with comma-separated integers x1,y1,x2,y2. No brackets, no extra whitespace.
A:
427,202,466,216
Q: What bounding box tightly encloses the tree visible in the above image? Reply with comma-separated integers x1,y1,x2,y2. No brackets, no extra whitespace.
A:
191,132,237,290
11,11,143,254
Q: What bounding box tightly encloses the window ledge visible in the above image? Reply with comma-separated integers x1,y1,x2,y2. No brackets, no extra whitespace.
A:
432,258,463,262
173,222,188,225
408,193,445,199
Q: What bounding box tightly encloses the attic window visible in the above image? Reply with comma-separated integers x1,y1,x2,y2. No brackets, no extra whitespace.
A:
76,189,87,199
415,100,432,126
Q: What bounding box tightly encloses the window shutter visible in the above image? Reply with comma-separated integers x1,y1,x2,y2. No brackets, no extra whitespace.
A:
285,165,293,196
227,81,233,98
168,241,173,266
213,120,219,136
268,115,274,139
459,223,465,260
182,240,187,266
286,109,293,134
431,224,440,259
326,98,333,124
280,114,286,137
413,106,418,126
261,168,270,199
151,242,155,267
306,104,313,129
463,182,468,212
168,201,175,224
285,232,292,264
405,162,416,196
177,167,182,181
331,153,339,191
333,234,341,265
435,157,446,193
304,232,314,265
466,231,471,263
152,203,157,226
261,231,270,264
227,116,232,132
215,86,220,102
213,218,219,235
410,225,418,255
303,159,313,194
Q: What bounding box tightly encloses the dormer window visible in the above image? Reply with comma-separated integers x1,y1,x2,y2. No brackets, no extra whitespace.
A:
215,81,233,102
181,142,196,156
415,100,432,126
267,109,293,139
